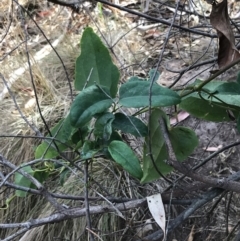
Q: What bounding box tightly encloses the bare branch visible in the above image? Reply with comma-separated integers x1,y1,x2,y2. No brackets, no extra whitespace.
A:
0,199,146,240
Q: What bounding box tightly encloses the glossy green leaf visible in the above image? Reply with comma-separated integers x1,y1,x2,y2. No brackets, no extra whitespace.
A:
75,27,119,97
141,109,171,183
35,116,74,159
214,82,240,95
33,170,49,185
112,113,148,137
148,68,160,82
35,142,59,159
14,166,34,197
94,112,115,140
199,80,223,91
108,131,123,142
108,140,143,179
180,79,224,96
141,109,198,183
237,114,240,133
99,131,123,158
128,76,146,82
181,80,240,121
60,168,70,186
81,141,99,160
119,81,180,108
211,82,240,107
141,146,171,184
180,96,231,122
71,126,89,145
57,115,75,142
237,72,240,85
169,126,198,161
70,85,113,128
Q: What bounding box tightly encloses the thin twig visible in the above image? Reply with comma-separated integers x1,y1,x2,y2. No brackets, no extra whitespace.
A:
226,191,233,237
84,160,94,241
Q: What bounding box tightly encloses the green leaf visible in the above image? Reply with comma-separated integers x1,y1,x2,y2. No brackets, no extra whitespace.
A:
99,131,123,158
119,81,180,108
180,79,224,96
141,109,198,183
81,141,99,160
94,112,115,140
112,113,148,137
181,80,240,121
35,142,60,159
75,27,119,97
35,116,75,159
214,82,240,95
128,76,146,82
70,85,113,128
108,140,143,179
237,114,240,133
60,168,70,186
108,131,123,142
199,80,223,91
210,82,240,107
57,115,75,142
142,144,171,184
148,68,160,82
237,72,240,85
33,170,49,185
180,96,231,122
141,109,171,183
71,126,89,145
169,126,198,161
14,166,34,197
